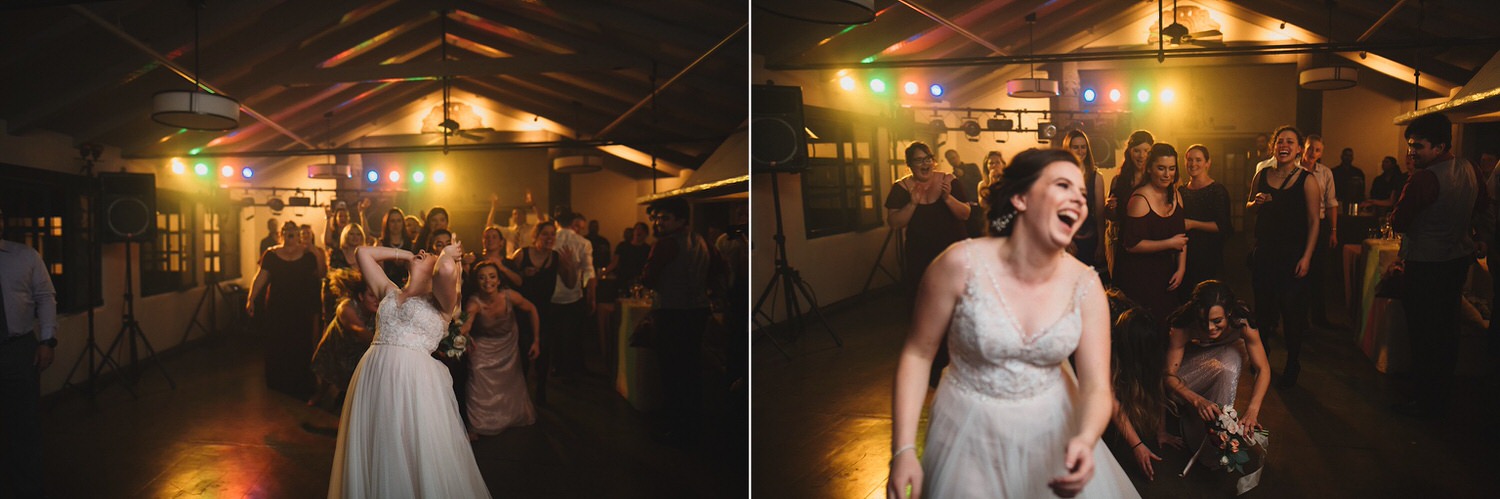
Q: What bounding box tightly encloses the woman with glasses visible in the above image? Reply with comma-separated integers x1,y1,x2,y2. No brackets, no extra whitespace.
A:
886,142,971,385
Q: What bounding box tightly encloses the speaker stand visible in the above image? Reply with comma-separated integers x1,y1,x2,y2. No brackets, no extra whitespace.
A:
858,227,904,303
98,241,175,395
752,172,841,359
178,276,225,347
61,235,128,401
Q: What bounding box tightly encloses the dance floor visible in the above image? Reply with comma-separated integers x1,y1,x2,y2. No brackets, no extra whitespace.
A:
753,239,1500,498
39,328,746,498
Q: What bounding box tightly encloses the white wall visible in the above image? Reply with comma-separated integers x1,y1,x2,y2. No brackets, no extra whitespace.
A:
0,126,233,397
569,168,661,243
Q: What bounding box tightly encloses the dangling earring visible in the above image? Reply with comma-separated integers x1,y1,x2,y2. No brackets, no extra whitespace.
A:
991,211,1017,234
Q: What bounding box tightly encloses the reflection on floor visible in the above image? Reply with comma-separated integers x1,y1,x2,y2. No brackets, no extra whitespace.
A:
41,332,745,498
753,253,1500,498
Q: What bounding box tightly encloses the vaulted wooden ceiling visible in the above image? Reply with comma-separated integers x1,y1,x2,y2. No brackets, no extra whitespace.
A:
2,0,747,176
755,0,1499,102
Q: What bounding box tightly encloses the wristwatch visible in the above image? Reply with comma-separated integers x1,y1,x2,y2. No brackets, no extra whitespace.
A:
38,337,57,348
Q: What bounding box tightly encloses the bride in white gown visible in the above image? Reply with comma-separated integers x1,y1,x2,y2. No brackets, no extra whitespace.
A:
329,241,490,498
889,148,1139,499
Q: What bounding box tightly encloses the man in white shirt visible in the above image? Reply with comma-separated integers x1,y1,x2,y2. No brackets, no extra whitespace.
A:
550,212,594,377
0,208,57,497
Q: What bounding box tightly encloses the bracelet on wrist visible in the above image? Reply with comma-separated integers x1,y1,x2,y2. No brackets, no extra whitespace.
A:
1131,441,1145,449
892,444,916,461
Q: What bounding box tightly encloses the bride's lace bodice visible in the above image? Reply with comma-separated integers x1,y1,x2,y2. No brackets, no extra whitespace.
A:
371,289,449,353
946,241,1094,400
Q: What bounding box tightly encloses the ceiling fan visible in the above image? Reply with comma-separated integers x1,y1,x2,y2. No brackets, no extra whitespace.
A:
1151,0,1223,48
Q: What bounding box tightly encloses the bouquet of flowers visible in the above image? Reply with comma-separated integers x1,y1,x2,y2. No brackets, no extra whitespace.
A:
438,311,470,359
1181,404,1271,495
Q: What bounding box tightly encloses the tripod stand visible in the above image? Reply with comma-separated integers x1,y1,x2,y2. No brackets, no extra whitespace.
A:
99,241,175,393
752,171,841,358
62,231,128,399
178,274,227,347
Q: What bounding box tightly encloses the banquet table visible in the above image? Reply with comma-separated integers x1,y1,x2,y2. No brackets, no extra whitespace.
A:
615,297,661,412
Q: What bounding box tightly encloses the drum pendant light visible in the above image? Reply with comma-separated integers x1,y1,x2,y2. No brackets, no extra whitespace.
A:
1007,12,1059,99
151,2,240,130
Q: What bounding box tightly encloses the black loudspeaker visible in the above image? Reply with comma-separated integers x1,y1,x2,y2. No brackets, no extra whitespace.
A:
752,84,807,173
98,172,156,243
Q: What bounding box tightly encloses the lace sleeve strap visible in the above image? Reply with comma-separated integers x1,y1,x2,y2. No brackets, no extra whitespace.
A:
1073,266,1100,306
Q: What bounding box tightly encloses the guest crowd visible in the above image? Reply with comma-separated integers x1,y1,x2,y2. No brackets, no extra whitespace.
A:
885,113,1496,488
245,192,739,443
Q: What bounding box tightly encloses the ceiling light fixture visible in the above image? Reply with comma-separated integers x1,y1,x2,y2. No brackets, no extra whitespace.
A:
1006,13,1059,99
553,100,603,174
1299,0,1357,90
151,2,239,130
307,111,353,179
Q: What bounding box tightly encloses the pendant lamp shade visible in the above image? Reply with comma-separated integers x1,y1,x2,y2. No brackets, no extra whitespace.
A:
552,149,604,174
1006,78,1060,99
152,90,240,130
1299,65,1358,91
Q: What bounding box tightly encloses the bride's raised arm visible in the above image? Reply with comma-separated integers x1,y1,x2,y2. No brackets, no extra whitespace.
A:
357,245,412,297
434,240,465,316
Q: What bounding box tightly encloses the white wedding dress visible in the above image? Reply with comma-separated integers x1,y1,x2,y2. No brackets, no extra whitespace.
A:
329,289,491,498
922,241,1138,498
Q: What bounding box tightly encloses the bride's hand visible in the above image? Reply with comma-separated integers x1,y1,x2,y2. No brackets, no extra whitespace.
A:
886,450,923,499
1192,395,1222,422
1048,436,1095,498
441,239,464,261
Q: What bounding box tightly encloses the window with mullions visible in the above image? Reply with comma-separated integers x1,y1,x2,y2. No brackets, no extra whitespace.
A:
800,113,881,239
141,190,194,296
0,163,100,314
201,203,241,282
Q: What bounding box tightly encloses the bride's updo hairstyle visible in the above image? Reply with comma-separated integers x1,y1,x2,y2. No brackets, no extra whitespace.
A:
1167,280,1257,332
985,148,1080,237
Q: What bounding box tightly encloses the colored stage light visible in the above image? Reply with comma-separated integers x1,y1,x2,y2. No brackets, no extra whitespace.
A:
171,162,185,175
388,170,401,183
903,81,919,95
220,166,234,177
1108,89,1121,102
869,78,886,93
412,171,425,183
366,170,379,182
839,76,856,91
1083,88,1096,102
194,163,209,176
929,84,944,97
433,171,446,183
1161,89,1176,103
1137,89,1150,103
241,167,254,179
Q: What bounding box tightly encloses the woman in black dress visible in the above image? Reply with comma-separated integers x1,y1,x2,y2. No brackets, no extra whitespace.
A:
1246,125,1321,387
884,142,970,384
1063,129,1108,274
247,221,323,398
1105,130,1156,277
509,223,578,403
1178,144,1234,299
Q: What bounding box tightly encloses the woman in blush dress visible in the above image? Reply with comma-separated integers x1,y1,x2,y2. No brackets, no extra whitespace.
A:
888,149,1138,499
328,241,490,498
1114,143,1187,325
461,261,541,439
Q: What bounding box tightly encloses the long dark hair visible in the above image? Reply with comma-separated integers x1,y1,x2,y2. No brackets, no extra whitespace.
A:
1135,142,1180,205
986,148,1080,237
1167,280,1256,333
1119,129,1155,187
1112,306,1165,442
380,207,406,247
415,206,450,251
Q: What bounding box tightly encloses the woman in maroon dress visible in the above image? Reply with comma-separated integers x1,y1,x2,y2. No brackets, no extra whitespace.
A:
1114,143,1187,325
